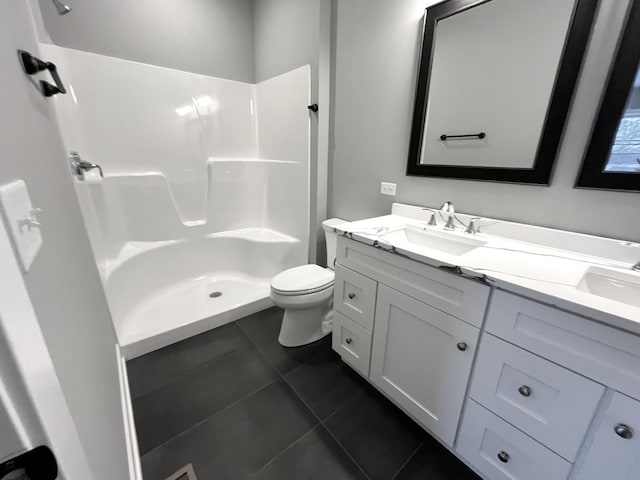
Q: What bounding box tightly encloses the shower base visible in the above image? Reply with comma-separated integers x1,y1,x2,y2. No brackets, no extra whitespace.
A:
104,229,301,359
118,273,272,359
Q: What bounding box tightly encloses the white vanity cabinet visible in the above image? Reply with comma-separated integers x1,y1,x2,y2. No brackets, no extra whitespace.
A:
332,237,489,447
331,235,640,480
458,290,640,480
575,393,640,480
370,285,480,446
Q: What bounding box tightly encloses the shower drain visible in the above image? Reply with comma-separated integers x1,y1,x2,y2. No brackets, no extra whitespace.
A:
209,291,223,298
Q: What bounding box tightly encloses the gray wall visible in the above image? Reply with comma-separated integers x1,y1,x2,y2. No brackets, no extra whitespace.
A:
254,0,319,84
330,0,640,242
2,1,129,478
38,0,255,81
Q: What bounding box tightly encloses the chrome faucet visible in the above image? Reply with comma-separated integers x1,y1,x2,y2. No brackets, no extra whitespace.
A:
633,260,640,271
421,208,438,226
465,217,481,235
440,201,456,230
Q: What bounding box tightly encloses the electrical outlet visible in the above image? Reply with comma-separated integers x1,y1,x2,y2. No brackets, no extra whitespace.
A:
380,182,397,196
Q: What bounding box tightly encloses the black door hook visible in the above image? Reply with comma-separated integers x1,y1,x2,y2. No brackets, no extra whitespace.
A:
18,50,67,97
307,104,319,113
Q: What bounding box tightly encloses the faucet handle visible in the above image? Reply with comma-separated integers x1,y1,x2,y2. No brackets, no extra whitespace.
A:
421,208,438,226
444,214,456,231
465,217,482,235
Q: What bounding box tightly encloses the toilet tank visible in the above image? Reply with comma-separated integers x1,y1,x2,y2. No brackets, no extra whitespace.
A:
322,218,347,270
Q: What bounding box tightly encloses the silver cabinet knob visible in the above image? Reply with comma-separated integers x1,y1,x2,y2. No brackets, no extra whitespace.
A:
615,424,634,439
345,338,353,345
497,451,510,463
348,293,356,300
518,385,532,397
456,342,468,352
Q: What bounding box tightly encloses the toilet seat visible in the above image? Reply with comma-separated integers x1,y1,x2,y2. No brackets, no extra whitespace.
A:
270,264,334,296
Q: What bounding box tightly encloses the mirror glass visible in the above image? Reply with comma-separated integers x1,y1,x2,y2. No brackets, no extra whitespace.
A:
604,68,640,173
421,0,573,168
407,0,597,184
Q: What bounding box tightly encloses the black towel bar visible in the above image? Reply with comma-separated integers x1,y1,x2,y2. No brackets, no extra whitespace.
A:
440,132,486,141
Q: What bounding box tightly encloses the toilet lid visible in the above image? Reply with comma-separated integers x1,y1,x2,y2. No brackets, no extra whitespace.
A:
271,264,335,294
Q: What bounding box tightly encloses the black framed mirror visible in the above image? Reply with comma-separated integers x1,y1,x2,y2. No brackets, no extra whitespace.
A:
407,0,598,184
576,0,640,191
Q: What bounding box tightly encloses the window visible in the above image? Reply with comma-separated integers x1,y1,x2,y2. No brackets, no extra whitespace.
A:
576,0,640,191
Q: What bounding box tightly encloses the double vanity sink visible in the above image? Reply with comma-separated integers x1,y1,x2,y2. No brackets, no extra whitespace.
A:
577,267,640,309
329,203,640,480
387,224,640,310
385,225,640,312
335,203,640,332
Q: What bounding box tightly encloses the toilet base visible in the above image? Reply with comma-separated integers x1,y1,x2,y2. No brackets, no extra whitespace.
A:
278,304,333,347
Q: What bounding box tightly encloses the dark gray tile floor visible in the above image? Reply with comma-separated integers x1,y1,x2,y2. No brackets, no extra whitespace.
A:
128,307,481,480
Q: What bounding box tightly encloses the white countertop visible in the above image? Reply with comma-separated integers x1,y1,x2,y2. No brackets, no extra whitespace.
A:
333,203,640,336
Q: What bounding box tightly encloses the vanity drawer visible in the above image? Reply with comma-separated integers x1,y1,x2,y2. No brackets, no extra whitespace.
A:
337,237,489,327
457,400,571,480
470,333,604,461
332,311,372,376
576,392,640,480
334,265,377,331
486,290,640,400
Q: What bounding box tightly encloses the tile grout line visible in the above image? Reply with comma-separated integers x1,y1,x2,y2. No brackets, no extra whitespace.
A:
280,372,373,480
320,388,367,424
129,323,255,399
210,318,371,480
130,342,258,401
317,419,373,480
140,313,309,463
140,377,280,459
251,425,323,477
389,440,425,480
251,320,373,480
236,318,345,478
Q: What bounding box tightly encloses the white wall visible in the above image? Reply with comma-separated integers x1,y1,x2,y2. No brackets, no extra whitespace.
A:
37,0,255,81
330,0,640,242
0,2,129,479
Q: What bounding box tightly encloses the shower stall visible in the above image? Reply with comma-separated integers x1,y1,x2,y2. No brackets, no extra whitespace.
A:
43,46,311,358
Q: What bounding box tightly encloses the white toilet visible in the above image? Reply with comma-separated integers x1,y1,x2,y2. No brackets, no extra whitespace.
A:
270,218,346,347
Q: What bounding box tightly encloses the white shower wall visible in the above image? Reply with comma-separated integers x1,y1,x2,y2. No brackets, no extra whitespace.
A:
42,45,311,356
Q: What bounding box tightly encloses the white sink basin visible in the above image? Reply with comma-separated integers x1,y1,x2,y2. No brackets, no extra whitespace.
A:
383,226,487,256
576,267,640,309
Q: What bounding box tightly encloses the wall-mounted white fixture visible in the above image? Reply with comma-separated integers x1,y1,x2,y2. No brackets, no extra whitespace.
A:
0,180,43,272
380,182,396,196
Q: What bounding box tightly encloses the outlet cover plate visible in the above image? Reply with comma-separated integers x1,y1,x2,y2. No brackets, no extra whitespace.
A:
0,180,42,272
380,182,397,196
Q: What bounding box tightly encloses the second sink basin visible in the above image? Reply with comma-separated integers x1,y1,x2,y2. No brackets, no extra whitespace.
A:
383,226,487,256
576,267,640,309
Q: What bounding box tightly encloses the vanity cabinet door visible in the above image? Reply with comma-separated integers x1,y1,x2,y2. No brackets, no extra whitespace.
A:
370,285,479,446
576,393,640,480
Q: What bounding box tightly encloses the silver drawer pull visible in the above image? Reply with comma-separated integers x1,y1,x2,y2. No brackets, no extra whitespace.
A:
615,424,634,439
345,338,353,345
518,385,532,397
348,293,356,300
497,451,510,463
456,342,468,352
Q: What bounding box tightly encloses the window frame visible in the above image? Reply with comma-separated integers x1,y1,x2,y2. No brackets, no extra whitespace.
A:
576,0,640,191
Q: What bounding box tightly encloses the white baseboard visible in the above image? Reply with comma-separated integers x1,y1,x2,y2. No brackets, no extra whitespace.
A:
116,345,143,480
